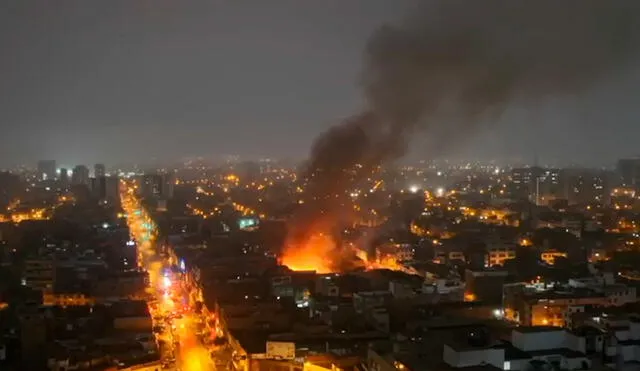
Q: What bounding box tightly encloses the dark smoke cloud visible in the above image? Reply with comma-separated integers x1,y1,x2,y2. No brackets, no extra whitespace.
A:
287,0,640,249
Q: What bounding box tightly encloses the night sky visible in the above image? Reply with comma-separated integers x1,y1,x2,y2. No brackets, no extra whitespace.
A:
1,1,639,167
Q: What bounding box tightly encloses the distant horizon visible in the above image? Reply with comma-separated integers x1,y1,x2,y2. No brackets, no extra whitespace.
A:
2,155,634,173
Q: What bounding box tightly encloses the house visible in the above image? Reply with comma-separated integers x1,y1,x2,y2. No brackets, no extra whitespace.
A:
572,313,640,369
443,327,591,370
109,300,152,332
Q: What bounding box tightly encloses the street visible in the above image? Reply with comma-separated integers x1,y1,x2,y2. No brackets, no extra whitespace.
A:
121,183,221,371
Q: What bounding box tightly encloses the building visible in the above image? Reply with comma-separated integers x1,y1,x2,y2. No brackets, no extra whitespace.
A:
0,171,21,207
567,275,637,307
485,244,516,268
91,271,148,298
140,174,163,199
540,250,568,265
433,244,466,264
37,160,56,181
443,327,591,370
464,269,508,305
367,319,496,371
617,158,640,188
109,300,152,332
561,168,613,205
353,291,392,314
138,173,174,200
511,167,614,205
271,271,316,303
91,176,120,203
71,165,90,186
59,168,69,188
422,275,465,302
538,168,563,204
510,167,543,202
570,312,640,369
164,172,175,199
94,163,106,178
23,258,56,293
503,276,637,327
19,308,47,365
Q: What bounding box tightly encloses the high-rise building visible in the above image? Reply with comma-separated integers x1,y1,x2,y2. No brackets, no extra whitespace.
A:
0,171,22,208
617,158,640,188
37,160,56,181
91,176,120,203
94,163,106,178
538,168,563,203
561,168,613,205
510,167,567,205
71,165,90,186
510,167,543,201
139,172,174,200
163,172,175,199
59,168,69,188
139,174,162,199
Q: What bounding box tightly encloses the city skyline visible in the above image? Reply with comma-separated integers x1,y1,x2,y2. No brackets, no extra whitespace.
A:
4,2,640,370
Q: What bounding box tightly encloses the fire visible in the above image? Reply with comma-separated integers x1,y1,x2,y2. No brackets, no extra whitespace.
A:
180,342,210,371
365,254,406,271
281,233,335,273
357,248,417,274
282,232,415,275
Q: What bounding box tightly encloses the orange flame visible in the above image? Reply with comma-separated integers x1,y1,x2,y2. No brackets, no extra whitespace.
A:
281,233,335,273
282,231,415,275
358,248,417,274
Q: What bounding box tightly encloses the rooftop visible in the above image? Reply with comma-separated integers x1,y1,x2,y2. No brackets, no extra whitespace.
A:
229,329,269,354
514,326,565,334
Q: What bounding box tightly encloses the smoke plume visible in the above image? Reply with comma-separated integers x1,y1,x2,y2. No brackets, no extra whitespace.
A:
284,0,640,268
